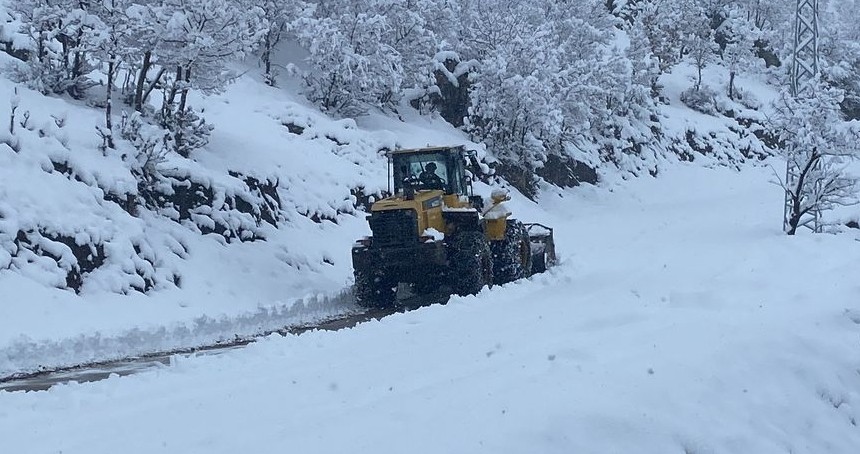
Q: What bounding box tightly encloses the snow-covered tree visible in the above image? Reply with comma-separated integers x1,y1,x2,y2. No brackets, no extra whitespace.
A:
736,0,791,67
9,0,105,98
149,0,266,156
92,0,131,149
685,23,718,92
600,15,662,173
384,0,455,103
770,83,860,235
251,0,313,86
293,3,403,116
820,0,860,120
718,10,757,100
737,0,789,31
459,0,558,168
636,0,687,72
122,1,170,113
457,0,660,191
291,0,466,116
153,0,266,95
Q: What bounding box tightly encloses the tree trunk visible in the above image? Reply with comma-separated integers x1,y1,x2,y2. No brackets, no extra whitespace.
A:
60,37,70,71
142,67,166,108
696,63,703,91
37,35,46,63
178,66,190,113
263,34,273,86
72,28,84,78
161,66,181,121
168,66,182,107
105,55,116,149
122,67,132,95
133,51,152,112
785,149,820,235
174,66,192,156
786,192,800,235
728,70,735,100
9,105,16,135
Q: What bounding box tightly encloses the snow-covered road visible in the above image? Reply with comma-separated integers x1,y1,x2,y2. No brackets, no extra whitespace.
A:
2,164,860,453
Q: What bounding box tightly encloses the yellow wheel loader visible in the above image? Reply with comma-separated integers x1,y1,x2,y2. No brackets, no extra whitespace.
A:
351,146,556,307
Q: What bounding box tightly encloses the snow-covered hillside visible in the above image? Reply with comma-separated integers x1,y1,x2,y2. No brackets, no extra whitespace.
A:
2,0,860,451
10,0,849,378
3,164,860,453
0,51,787,377
0,46,497,375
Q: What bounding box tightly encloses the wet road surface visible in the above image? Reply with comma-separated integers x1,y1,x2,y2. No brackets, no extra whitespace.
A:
1,292,446,393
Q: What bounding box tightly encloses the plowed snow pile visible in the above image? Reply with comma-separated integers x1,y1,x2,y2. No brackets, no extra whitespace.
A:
3,164,859,453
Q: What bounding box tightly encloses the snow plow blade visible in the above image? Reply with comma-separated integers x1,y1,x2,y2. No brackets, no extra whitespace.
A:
524,223,557,274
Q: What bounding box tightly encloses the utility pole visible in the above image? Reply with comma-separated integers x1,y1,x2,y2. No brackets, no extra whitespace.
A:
784,0,821,233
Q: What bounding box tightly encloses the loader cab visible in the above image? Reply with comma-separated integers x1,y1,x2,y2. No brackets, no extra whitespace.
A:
390,146,469,197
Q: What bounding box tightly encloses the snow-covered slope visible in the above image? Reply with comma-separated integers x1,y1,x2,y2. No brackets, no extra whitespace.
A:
3,164,859,453
0,50,789,377
2,16,859,452
0,51,485,375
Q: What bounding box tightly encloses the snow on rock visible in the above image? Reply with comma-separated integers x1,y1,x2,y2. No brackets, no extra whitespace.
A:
654,63,777,169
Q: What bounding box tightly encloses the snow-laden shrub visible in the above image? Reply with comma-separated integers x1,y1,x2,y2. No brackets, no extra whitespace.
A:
118,114,279,242
0,8,32,61
119,112,168,211
145,170,283,243
731,85,763,111
156,105,213,158
8,57,96,99
680,86,719,116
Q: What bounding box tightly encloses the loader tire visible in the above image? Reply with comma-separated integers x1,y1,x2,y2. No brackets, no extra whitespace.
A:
531,247,547,274
532,227,557,274
530,235,556,274
491,220,532,285
354,268,396,308
450,231,493,296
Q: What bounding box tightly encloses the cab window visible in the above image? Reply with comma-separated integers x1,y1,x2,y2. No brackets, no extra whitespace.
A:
393,153,449,193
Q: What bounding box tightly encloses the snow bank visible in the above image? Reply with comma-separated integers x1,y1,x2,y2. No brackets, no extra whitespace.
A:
0,289,355,377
